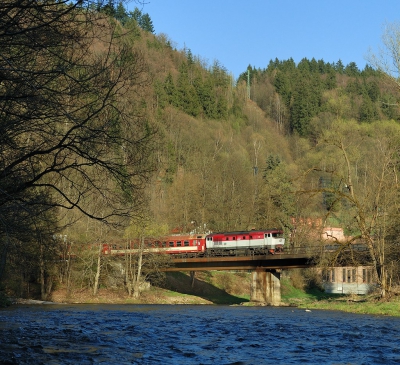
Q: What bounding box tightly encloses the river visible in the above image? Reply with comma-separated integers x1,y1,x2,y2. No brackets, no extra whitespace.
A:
0,304,399,364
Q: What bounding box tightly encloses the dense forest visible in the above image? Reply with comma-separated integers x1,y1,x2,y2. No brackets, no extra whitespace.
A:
1,0,400,301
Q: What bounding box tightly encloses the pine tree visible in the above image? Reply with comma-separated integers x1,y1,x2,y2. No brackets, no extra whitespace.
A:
274,71,291,107
176,63,201,116
140,13,154,33
130,7,142,23
164,73,178,106
194,75,218,118
335,59,345,74
359,95,378,122
325,69,337,90
115,1,128,24
345,62,360,77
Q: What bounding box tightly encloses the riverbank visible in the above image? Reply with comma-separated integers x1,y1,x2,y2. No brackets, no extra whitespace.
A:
296,295,400,316
3,271,400,317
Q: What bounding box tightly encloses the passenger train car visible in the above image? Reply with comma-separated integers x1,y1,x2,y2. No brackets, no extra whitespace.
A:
102,229,285,257
102,234,207,256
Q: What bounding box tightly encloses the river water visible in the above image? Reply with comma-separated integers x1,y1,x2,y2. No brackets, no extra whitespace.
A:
0,304,399,365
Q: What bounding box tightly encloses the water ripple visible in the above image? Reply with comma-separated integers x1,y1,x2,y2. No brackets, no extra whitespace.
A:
0,305,400,364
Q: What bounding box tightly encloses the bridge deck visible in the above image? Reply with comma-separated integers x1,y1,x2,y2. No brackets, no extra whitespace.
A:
165,253,314,271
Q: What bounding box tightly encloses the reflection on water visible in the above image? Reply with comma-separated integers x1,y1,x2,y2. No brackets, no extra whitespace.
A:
0,304,400,364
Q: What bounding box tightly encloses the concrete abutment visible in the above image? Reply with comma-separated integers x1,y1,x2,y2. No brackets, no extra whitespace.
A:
250,269,281,305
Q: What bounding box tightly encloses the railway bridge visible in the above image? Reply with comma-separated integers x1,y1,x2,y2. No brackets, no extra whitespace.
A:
163,247,315,306
162,246,370,305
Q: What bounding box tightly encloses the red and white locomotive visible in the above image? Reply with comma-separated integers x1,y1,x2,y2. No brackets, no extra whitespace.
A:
102,229,285,257
206,229,284,255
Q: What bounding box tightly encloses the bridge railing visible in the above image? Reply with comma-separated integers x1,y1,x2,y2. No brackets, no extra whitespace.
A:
284,245,323,256
283,244,372,268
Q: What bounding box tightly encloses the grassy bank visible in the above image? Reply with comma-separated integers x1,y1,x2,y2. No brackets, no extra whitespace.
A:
6,270,400,317
48,271,251,306
280,275,400,317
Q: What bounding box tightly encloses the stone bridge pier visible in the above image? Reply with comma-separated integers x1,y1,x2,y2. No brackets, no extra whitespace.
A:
250,269,281,305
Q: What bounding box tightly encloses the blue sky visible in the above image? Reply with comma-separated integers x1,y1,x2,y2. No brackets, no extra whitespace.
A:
131,0,400,78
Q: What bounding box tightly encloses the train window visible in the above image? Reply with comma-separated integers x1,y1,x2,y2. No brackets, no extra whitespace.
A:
169,242,174,247
250,236,252,239
233,237,236,240
342,269,346,282
177,241,182,247
184,241,189,247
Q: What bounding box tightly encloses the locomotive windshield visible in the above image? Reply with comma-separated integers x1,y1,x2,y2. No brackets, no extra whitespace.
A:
265,232,284,238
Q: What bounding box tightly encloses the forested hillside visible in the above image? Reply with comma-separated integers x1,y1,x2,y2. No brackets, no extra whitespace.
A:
1,1,400,301
240,58,399,136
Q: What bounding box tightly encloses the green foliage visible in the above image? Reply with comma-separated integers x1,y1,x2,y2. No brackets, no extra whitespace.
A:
103,2,155,33
274,71,291,107
175,63,202,117
359,95,379,122
158,62,230,119
139,13,155,33
237,56,396,137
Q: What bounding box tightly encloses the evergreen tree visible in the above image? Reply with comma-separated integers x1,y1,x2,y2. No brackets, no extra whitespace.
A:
164,73,178,106
266,59,278,74
140,13,155,33
345,62,360,77
115,1,128,24
274,71,291,107
325,69,337,90
280,58,296,72
130,7,142,23
264,155,281,176
335,59,345,74
100,0,116,16
317,59,327,74
290,72,322,136
176,63,201,116
187,49,194,65
309,58,319,73
195,75,218,118
359,95,378,122
366,80,380,102
346,78,363,95
216,96,228,119
298,58,311,73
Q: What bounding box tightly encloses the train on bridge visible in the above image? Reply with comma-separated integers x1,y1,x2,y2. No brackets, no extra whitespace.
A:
102,229,285,257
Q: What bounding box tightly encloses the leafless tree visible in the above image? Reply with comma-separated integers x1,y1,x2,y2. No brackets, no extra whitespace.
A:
0,1,155,282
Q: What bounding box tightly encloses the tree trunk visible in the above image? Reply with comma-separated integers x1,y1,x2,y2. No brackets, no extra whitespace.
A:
40,243,47,301
93,243,102,296
132,241,144,299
